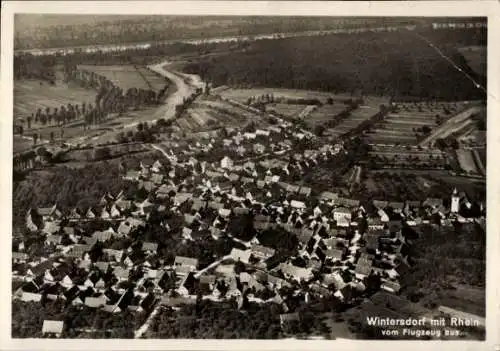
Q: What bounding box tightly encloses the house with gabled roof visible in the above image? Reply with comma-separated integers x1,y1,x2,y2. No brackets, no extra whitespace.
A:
381,279,401,294
333,207,351,222
299,187,311,197
42,320,64,338
388,202,405,213
174,256,198,272
113,267,130,282
220,156,234,170
378,209,390,222
18,291,43,302
42,222,61,235
103,249,124,263
92,231,113,243
373,200,389,210
37,205,62,221
325,248,344,261
319,191,339,202
85,294,108,308
124,170,140,181
115,199,133,212
251,245,276,260
277,263,313,282
141,242,158,254
13,252,29,263
355,262,373,279
290,200,306,210
336,197,360,208
229,248,252,264
94,261,110,273
68,208,82,220
66,244,93,258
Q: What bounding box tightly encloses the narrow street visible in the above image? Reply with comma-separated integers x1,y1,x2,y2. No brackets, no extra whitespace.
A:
134,300,162,339
193,254,231,279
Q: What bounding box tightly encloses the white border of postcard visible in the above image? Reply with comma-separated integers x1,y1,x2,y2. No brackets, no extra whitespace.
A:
1,1,499,351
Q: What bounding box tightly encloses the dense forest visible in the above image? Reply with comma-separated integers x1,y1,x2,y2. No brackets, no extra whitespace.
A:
399,223,486,313
183,28,486,101
14,16,483,50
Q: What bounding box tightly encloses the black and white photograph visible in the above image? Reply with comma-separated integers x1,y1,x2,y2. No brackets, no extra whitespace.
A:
1,1,498,349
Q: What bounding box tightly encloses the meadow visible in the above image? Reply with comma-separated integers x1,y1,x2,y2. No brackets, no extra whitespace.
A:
77,65,168,92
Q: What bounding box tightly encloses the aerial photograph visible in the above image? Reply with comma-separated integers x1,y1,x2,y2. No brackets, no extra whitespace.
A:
11,15,486,340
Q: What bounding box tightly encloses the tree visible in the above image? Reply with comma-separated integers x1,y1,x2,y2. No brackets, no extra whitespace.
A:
94,147,111,160
234,260,246,274
421,125,432,134
314,125,326,137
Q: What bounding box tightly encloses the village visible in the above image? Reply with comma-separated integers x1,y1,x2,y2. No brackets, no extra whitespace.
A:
11,113,486,339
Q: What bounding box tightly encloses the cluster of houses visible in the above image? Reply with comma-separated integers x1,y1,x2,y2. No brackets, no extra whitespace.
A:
12,117,486,338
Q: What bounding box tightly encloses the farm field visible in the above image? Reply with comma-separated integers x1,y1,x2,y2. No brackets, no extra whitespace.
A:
324,105,380,138
303,104,349,128
419,105,484,147
436,284,485,317
14,79,95,122
174,98,264,133
474,147,486,175
456,149,479,175
364,101,476,146
267,103,309,119
218,88,353,104
363,170,485,201
77,64,169,92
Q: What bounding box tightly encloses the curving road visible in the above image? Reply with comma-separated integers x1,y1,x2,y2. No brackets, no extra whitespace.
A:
82,61,204,145
147,61,203,121
419,106,483,147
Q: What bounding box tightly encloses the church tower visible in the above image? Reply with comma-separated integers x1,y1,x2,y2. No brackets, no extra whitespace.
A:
451,188,460,213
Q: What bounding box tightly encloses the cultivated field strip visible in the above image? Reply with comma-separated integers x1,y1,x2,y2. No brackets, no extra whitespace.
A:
14,81,95,119
456,149,479,174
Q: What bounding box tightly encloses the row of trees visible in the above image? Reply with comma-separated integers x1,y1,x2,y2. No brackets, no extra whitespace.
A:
64,66,164,130
13,54,56,83
14,53,171,137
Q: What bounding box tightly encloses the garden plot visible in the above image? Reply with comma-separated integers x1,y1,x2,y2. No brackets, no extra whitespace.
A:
320,104,378,137
304,104,349,127
456,149,479,174
267,103,310,118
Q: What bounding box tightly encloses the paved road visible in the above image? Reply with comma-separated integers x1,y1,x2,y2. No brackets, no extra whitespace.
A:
147,61,201,121
134,300,162,339
149,143,170,158
193,254,232,279
419,106,482,146
76,61,204,145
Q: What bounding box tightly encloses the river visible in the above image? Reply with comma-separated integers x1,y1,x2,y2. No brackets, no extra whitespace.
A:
15,21,486,57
